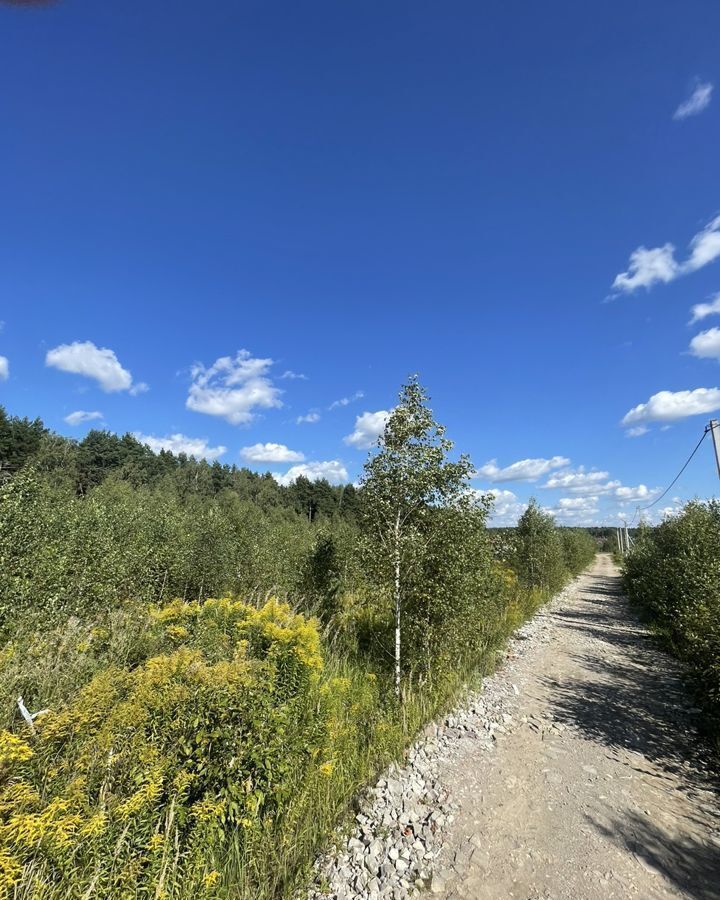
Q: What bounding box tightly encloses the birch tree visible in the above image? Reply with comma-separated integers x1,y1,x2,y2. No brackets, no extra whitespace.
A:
360,377,474,697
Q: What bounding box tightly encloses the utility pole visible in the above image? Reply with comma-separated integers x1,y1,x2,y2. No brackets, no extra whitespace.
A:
709,419,720,480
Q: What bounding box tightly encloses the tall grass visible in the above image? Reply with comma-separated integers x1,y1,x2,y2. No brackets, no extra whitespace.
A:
0,565,585,898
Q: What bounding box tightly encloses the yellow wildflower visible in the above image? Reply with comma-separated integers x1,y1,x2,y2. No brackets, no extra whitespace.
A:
202,870,221,889
0,731,33,766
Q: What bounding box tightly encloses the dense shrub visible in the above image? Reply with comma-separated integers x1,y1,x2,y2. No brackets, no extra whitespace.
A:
624,501,720,735
0,598,393,898
559,528,598,577
0,470,319,629
513,500,566,593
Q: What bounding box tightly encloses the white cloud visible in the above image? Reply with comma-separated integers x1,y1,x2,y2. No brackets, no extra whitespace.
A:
685,215,720,273
46,341,143,393
614,484,658,502
186,350,282,425
329,391,364,410
542,467,618,494
485,488,526,526
611,244,679,293
272,460,348,486
612,216,720,294
626,426,649,438
344,410,391,449
64,410,103,426
673,81,713,120
557,496,599,510
544,494,600,525
476,455,570,483
622,387,720,426
689,293,720,324
135,432,227,461
281,370,307,380
655,505,682,521
690,327,720,360
240,442,305,463
0,356,8,381
296,411,320,424
129,381,149,396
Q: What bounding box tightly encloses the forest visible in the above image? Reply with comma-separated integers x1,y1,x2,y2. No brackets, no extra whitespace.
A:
0,381,596,898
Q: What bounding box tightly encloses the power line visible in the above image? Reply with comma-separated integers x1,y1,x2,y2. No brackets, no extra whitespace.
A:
631,427,710,525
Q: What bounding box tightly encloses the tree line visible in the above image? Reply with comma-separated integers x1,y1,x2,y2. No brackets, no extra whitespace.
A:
0,405,360,521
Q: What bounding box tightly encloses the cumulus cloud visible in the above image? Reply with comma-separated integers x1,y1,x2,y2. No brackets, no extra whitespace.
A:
64,410,103,426
281,370,307,380
690,327,720,360
272,460,348,486
543,494,601,525
135,432,227,461
476,456,570,483
296,411,320,424
612,216,720,294
0,356,8,381
483,488,526,526
344,410,391,449
541,495,600,525
557,496,598,510
622,387,720,426
329,391,364,410
685,216,720,273
653,505,683,522
626,425,649,438
46,341,143,393
689,293,720,324
240,442,304,463
614,484,658,502
186,350,282,425
611,244,679,293
541,468,618,494
673,81,713,120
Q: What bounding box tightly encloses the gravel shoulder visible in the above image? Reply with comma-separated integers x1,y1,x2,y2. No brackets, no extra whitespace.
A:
310,554,720,900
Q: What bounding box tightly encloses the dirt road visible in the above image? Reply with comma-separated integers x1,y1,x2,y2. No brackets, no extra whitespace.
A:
437,554,720,899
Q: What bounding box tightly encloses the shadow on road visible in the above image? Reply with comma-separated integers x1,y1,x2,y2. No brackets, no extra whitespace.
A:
589,809,720,900
543,568,720,898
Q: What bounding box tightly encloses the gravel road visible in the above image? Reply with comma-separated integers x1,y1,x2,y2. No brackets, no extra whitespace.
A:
310,554,720,900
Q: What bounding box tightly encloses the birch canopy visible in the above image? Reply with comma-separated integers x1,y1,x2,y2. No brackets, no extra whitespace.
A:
359,377,477,696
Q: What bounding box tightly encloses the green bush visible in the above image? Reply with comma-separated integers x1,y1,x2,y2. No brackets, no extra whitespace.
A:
513,500,566,594
0,470,319,630
560,528,597,577
624,501,720,735
0,598,395,899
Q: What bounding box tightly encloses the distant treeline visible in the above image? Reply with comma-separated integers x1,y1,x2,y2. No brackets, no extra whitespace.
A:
0,405,360,522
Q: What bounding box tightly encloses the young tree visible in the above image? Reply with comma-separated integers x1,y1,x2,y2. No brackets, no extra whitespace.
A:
514,498,565,594
360,377,474,697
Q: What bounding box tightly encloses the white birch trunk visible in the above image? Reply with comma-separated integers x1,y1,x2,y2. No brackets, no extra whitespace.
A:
393,510,402,699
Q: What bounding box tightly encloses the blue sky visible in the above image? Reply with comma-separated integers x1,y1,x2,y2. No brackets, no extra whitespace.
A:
1,0,719,525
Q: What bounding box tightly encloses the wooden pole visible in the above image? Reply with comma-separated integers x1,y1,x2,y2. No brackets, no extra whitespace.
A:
709,419,720,480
